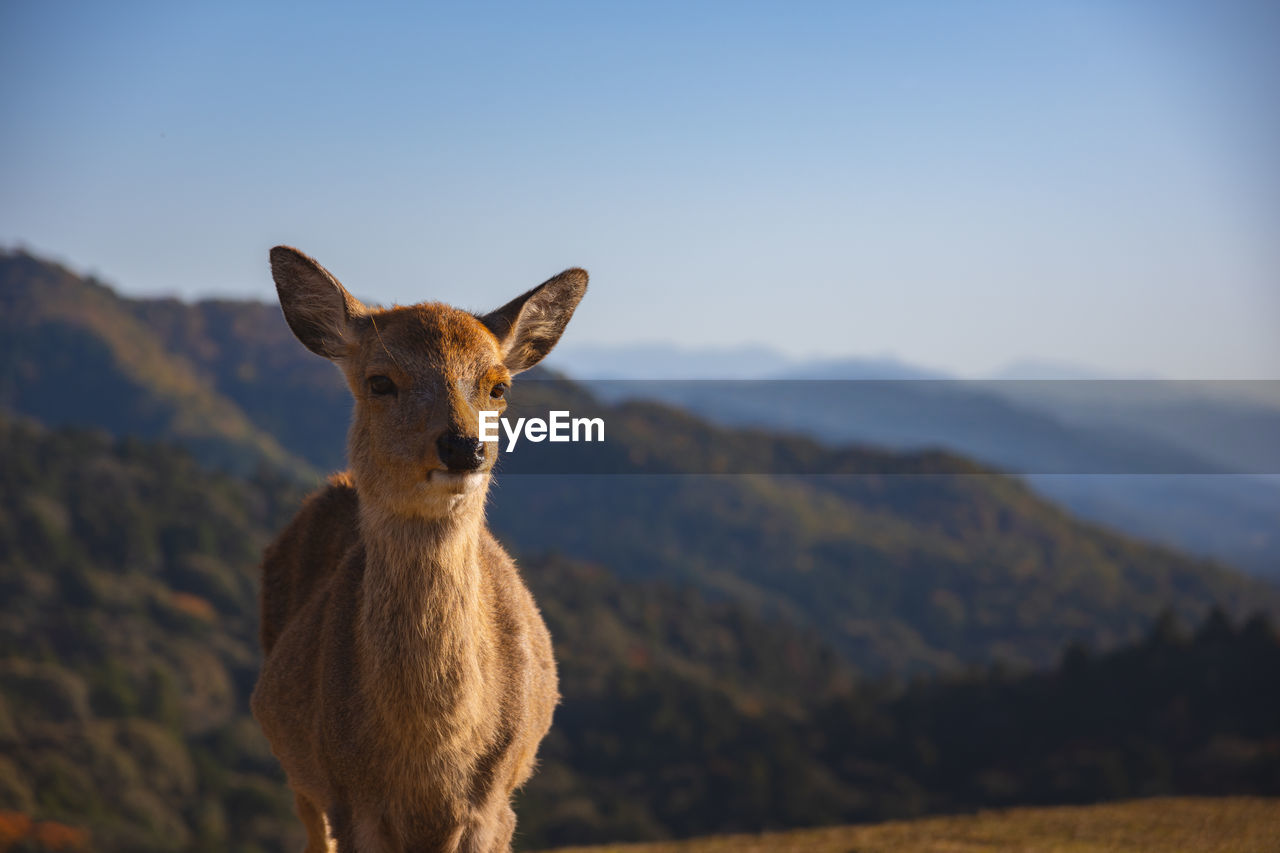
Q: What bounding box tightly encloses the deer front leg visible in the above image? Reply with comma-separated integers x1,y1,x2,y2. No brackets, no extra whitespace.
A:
488,804,517,853
454,801,515,853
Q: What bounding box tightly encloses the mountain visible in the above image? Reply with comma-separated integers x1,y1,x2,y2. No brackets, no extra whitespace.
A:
536,606,1280,844
576,379,1226,475
976,379,1280,475
778,357,945,380
5,251,1278,673
4,249,1280,849
486,432,1275,673
546,345,943,381
9,251,1275,576
0,251,313,479
3,250,1278,674
537,341,1280,576
546,343,795,380
0,416,858,849
0,417,305,851
124,292,351,475
572,378,1280,575
990,359,1137,380
3,417,1277,849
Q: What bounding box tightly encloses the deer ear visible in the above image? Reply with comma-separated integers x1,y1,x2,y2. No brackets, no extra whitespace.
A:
270,246,367,360
481,268,588,373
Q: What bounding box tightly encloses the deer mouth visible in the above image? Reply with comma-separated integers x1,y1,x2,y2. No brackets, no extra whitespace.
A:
426,469,487,493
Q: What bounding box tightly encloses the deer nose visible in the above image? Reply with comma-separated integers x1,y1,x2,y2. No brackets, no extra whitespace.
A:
436,433,485,472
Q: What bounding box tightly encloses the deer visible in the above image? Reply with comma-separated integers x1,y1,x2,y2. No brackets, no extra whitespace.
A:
250,246,585,852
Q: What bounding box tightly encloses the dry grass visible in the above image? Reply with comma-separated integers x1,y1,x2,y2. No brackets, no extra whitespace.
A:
537,797,1280,853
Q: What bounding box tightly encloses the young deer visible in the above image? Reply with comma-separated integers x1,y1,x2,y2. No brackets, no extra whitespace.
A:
251,246,585,852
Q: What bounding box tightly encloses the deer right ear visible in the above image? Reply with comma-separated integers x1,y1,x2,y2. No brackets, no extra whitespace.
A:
270,246,367,360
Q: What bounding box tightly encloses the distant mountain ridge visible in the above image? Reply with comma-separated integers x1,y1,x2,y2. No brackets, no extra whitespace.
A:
544,340,1280,576
3,248,1277,675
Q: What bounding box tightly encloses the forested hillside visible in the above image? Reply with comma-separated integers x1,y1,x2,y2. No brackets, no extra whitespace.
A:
0,418,859,849
4,251,1276,675
2,418,1279,850
4,250,1280,849
0,252,309,478
0,418,302,850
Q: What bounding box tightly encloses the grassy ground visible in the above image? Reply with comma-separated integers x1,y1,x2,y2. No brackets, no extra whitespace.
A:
536,797,1280,853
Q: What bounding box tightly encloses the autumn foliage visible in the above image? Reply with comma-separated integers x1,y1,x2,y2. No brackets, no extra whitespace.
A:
0,812,89,852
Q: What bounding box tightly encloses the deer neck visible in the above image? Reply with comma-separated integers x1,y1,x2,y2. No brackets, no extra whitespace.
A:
356,497,492,727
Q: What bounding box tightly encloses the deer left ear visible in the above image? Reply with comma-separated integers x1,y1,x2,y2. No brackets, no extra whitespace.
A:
480,268,588,373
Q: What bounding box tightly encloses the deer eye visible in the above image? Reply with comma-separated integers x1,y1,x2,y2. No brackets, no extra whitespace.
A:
490,382,509,400
368,375,397,396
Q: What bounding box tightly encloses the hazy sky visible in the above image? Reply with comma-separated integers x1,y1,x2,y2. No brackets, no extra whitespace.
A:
2,1,1277,378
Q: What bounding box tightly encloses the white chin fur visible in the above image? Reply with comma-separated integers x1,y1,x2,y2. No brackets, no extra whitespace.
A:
395,471,488,518
425,470,487,493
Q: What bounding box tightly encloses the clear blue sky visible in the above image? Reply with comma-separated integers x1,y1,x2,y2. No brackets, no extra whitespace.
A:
2,1,1277,377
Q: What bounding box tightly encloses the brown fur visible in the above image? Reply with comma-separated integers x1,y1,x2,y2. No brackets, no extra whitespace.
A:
251,247,585,852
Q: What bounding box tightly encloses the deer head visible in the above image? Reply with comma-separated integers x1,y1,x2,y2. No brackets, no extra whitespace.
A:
270,246,587,518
